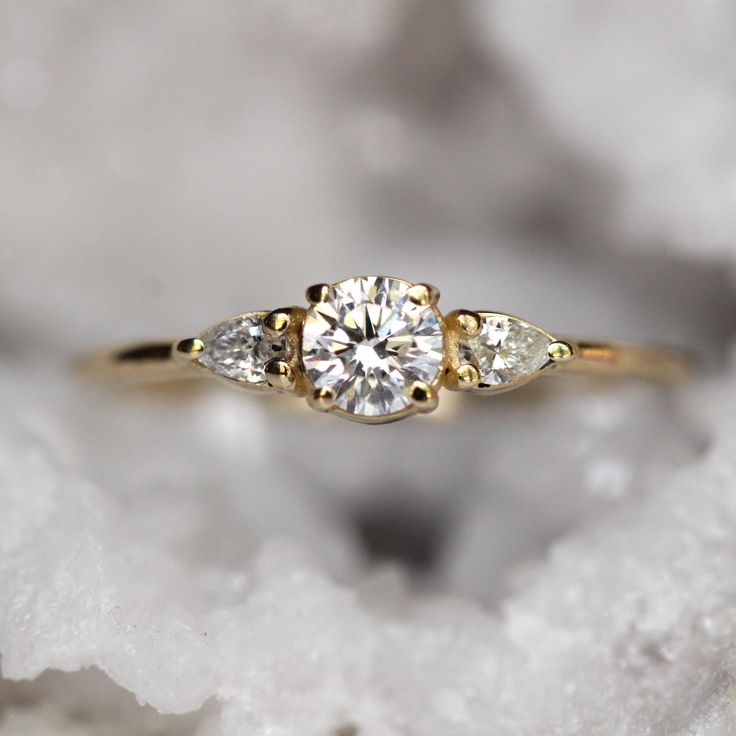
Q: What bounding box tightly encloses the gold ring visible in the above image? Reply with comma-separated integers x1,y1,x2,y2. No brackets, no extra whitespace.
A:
82,275,694,424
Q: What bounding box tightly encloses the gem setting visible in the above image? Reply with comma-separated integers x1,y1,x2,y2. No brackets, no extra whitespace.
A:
189,277,563,422
301,276,445,420
197,314,289,384
458,314,552,388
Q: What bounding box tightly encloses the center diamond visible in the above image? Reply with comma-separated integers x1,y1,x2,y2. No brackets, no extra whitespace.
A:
301,276,445,418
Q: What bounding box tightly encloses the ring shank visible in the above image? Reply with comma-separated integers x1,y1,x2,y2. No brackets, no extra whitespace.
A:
80,341,193,382
80,339,694,385
556,339,694,383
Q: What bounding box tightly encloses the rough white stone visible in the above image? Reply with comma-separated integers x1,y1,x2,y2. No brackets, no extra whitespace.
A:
2,362,736,734
475,0,736,262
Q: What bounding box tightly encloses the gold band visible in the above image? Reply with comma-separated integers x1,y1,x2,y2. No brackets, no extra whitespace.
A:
80,275,694,424
82,342,197,383
554,340,693,383
83,338,693,384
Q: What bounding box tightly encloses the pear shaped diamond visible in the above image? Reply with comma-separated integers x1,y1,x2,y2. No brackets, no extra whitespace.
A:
459,314,551,388
197,314,289,384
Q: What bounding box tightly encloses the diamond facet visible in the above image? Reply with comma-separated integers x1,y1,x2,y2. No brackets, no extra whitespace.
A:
301,276,445,418
459,314,551,387
198,314,288,384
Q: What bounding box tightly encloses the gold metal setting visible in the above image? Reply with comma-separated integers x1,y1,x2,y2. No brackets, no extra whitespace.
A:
264,359,295,392
548,340,575,363
406,283,440,308
307,387,336,412
408,381,439,413
455,309,482,337
305,283,331,305
298,276,447,424
455,363,481,389
173,337,204,361
83,275,695,424
263,309,292,339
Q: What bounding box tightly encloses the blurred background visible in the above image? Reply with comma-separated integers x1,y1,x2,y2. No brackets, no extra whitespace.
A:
2,1,736,734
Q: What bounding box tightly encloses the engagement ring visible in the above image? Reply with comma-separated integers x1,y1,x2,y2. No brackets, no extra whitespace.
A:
85,275,693,424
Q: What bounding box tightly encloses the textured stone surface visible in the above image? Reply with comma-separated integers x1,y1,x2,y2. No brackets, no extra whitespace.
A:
475,0,736,260
2,1,736,734
1,364,735,735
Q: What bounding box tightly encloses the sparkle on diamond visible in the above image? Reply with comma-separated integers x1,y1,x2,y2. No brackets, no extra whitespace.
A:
301,276,444,418
459,315,550,387
198,314,288,383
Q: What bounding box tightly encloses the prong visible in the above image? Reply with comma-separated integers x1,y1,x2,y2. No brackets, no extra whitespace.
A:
306,283,331,305
456,310,482,337
306,387,335,412
264,309,292,339
456,363,480,389
264,359,295,391
174,337,204,361
408,381,439,413
407,283,440,307
548,340,575,363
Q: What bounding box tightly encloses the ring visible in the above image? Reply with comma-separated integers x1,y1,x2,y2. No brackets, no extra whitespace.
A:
83,275,694,424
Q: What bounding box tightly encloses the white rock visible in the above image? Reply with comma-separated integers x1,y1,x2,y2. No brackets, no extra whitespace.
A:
475,0,736,261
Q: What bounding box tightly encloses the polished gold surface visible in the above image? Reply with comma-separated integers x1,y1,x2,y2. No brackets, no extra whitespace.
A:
82,276,695,423
408,381,439,413
305,283,330,304
454,309,482,337
174,337,204,361
547,340,575,363
264,358,295,392
406,283,440,308
555,340,693,383
263,309,292,339
455,363,481,389
306,387,336,412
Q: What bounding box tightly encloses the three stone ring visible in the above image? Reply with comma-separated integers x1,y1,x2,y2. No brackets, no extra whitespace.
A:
86,275,693,424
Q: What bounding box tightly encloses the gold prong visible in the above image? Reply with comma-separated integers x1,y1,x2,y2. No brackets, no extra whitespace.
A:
548,340,575,363
456,363,480,388
407,283,440,307
456,310,482,337
306,283,331,305
264,309,292,338
173,337,204,360
306,387,335,412
264,359,295,391
408,381,439,413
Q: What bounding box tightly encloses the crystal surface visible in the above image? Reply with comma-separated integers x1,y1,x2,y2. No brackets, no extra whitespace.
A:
197,315,288,384
459,315,551,387
301,276,444,417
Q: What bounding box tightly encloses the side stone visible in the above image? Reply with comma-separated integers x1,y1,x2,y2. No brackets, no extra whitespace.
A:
459,314,551,387
197,314,289,384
